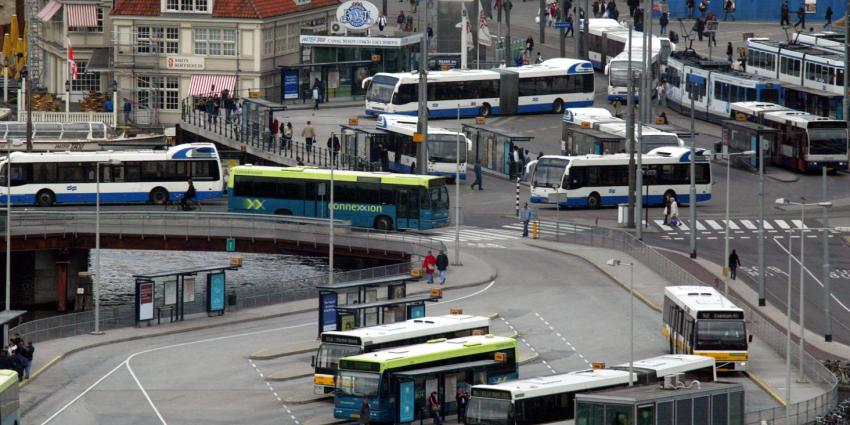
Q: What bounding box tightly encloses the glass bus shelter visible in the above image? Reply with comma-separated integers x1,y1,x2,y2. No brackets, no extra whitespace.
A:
720,119,778,170
462,124,533,179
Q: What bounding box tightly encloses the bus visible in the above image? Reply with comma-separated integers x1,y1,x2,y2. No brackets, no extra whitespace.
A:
364,58,594,118
0,143,223,206
0,370,18,425
730,102,848,172
313,314,490,393
334,335,518,423
662,286,750,372
466,354,716,425
373,114,472,179
586,19,673,70
606,36,672,102
528,147,712,209
227,166,450,230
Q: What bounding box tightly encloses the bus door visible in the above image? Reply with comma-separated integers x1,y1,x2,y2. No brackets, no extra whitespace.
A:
396,188,420,229
305,182,326,218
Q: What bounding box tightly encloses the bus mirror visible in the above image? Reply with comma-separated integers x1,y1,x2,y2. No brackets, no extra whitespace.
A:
748,334,753,343
311,355,316,367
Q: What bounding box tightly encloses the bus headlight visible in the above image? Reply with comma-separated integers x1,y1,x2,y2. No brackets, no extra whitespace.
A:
739,362,747,368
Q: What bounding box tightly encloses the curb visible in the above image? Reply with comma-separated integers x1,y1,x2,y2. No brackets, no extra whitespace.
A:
518,352,540,365
266,372,314,382
284,393,333,405
250,345,319,361
745,370,787,406
19,354,64,388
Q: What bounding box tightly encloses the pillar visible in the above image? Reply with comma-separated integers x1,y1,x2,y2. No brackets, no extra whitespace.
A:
56,261,69,312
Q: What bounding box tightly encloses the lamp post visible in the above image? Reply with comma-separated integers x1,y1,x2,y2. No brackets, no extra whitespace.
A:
65,80,71,121
782,232,792,423
330,134,336,286
92,158,121,335
775,197,832,382
3,138,22,345
722,150,754,296
607,258,634,386
453,110,462,266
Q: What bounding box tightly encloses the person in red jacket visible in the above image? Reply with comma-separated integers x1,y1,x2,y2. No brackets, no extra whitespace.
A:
422,251,437,284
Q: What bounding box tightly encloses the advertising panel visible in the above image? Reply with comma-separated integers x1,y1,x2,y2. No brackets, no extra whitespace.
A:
207,273,226,313
320,292,338,332
136,280,154,322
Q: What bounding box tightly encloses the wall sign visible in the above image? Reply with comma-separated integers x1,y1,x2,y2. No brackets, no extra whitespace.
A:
166,56,205,70
136,280,154,322
336,1,379,30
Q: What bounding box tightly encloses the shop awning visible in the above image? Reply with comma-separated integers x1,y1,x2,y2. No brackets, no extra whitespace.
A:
67,4,98,28
86,48,111,72
188,74,236,96
37,0,62,22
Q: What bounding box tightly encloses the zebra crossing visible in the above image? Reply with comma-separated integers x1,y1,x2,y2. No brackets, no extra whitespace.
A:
653,218,837,240
390,222,595,245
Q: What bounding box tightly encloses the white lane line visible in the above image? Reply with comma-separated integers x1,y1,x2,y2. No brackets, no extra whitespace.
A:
704,219,723,230
740,220,757,230
248,359,302,425
125,361,168,424
772,238,850,314
501,316,554,373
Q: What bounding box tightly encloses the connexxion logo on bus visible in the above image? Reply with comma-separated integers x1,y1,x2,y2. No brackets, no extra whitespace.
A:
333,203,384,213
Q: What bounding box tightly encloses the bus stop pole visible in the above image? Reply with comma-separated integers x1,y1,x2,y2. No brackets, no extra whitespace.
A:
330,156,335,285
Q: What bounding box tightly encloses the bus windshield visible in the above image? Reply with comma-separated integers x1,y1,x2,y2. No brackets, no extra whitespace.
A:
367,75,398,103
317,343,362,370
808,128,848,155
642,135,681,151
533,158,569,188
696,320,747,351
430,186,449,210
337,371,380,397
467,397,511,425
429,135,468,163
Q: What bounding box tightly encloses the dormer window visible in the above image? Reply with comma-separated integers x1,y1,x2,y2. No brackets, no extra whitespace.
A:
166,0,210,13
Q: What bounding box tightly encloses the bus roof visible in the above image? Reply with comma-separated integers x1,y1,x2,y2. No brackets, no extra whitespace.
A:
321,315,490,346
563,107,616,125
664,286,744,314
730,102,790,115
762,110,847,128
612,354,716,380
377,114,466,137
372,58,592,84
0,369,17,392
473,369,631,400
339,335,516,372
539,147,709,164
229,165,445,187
0,143,218,163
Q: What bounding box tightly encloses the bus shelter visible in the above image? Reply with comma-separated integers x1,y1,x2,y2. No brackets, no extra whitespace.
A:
462,124,533,178
721,120,778,170
339,123,391,171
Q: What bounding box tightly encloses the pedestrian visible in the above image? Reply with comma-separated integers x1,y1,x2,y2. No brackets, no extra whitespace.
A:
659,12,669,36
327,132,340,165
706,12,717,47
729,249,741,280
456,388,469,424
525,35,534,52
436,250,448,285
794,4,805,29
686,0,694,17
726,42,734,63
565,13,574,37
738,50,747,72
693,17,705,41
224,95,235,124
378,14,387,31
669,197,680,226
284,122,293,150
609,3,619,20
519,203,533,237
535,51,544,64
723,0,735,21
663,197,671,225
297,156,304,166
233,99,242,128
658,111,668,124
780,0,790,25
205,97,215,124
422,250,437,284
406,15,414,31
471,160,483,190
627,0,638,17
655,81,664,105
537,151,544,160
213,95,221,125
123,98,132,124
16,343,30,380
634,7,644,31
612,98,623,118
104,97,113,113
522,50,530,65
312,84,320,111
359,399,370,425
593,0,603,17
429,391,443,425
272,118,280,149
824,6,833,30
302,120,316,152
397,10,406,30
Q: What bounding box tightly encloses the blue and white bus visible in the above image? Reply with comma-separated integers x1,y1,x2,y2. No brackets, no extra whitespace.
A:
528,146,712,208
364,58,594,118
0,143,223,206
373,114,471,179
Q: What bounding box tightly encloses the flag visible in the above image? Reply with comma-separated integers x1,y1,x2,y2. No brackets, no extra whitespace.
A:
478,0,492,47
67,38,77,79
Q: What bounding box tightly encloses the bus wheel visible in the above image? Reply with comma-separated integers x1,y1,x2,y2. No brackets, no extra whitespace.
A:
149,187,169,205
274,209,292,215
553,99,564,113
36,190,55,207
375,216,393,230
479,103,491,117
587,193,601,209
664,190,676,205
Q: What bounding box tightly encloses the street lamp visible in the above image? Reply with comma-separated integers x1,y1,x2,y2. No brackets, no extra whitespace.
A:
780,232,793,423
607,258,634,387
453,110,462,266
774,197,832,382
92,158,122,335
722,150,754,296
3,138,23,344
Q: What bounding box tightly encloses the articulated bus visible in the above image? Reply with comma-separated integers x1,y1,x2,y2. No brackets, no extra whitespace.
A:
364,58,594,118
662,286,751,372
586,19,673,70
466,354,716,425
528,147,712,209
0,370,18,425
0,143,223,206
731,102,848,172
373,114,472,179
313,315,490,394
334,335,518,423
228,166,449,230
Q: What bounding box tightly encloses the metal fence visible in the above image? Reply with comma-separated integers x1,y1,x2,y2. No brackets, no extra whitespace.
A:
532,218,839,425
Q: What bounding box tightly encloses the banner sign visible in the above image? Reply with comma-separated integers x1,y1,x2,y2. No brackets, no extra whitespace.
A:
207,272,226,313
300,34,423,47
136,280,154,322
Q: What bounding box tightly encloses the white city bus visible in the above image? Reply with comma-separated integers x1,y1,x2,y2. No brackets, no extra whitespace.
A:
364,58,594,118
466,354,716,425
528,146,712,209
663,286,751,372
375,114,472,179
606,36,671,102
312,314,490,393
0,143,223,206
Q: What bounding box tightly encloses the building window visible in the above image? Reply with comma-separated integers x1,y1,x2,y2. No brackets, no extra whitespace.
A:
137,76,179,111
263,28,273,56
136,26,179,54
194,28,237,56
68,7,104,33
166,0,209,12
70,61,101,92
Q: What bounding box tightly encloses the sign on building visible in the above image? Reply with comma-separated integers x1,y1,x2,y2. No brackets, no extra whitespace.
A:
336,1,380,30
166,56,205,70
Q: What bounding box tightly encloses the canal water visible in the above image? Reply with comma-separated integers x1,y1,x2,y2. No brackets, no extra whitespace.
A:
95,249,330,306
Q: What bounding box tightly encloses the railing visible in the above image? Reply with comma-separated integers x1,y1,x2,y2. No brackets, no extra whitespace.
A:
180,97,377,171
531,218,839,425
10,261,416,344
17,111,116,127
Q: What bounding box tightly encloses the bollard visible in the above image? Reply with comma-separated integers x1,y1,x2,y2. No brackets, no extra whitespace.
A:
516,177,520,216
533,221,538,239
556,221,560,241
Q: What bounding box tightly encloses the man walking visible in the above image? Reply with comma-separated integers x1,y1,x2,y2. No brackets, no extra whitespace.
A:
123,98,133,124
824,6,833,30
456,388,469,424
729,249,741,280
470,160,483,190
793,3,805,29
302,121,316,153
429,391,443,425
519,203,532,237
423,250,437,284
436,251,448,285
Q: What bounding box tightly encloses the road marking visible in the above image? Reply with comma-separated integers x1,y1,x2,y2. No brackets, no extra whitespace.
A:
533,313,591,367
249,360,303,425
654,220,673,231
722,220,740,230
740,220,757,230
774,220,791,229
704,219,723,230
762,220,774,230
772,238,850,314
500,316,556,374
791,220,808,229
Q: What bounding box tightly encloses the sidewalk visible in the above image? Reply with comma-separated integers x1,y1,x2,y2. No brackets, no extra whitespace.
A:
19,250,497,388
525,239,826,406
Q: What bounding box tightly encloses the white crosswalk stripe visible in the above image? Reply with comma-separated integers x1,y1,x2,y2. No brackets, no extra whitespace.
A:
722,219,740,230
762,220,774,230
775,220,791,229
654,220,673,231
420,226,520,242
704,219,723,230
792,220,809,229
694,221,706,230
740,220,757,230
651,218,834,239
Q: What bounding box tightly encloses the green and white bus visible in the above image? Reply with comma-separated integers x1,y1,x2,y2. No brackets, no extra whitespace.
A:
0,370,19,425
227,166,450,230
334,335,518,423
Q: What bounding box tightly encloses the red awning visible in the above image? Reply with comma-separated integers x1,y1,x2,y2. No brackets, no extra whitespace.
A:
37,0,62,22
67,4,98,28
188,75,236,96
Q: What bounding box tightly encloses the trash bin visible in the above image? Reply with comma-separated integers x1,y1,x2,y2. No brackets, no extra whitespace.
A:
618,204,629,227
227,291,237,308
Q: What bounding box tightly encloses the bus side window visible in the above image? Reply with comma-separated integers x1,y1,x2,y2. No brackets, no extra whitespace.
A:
418,188,429,210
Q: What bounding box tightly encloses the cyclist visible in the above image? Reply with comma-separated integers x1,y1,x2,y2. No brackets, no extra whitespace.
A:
180,178,198,211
